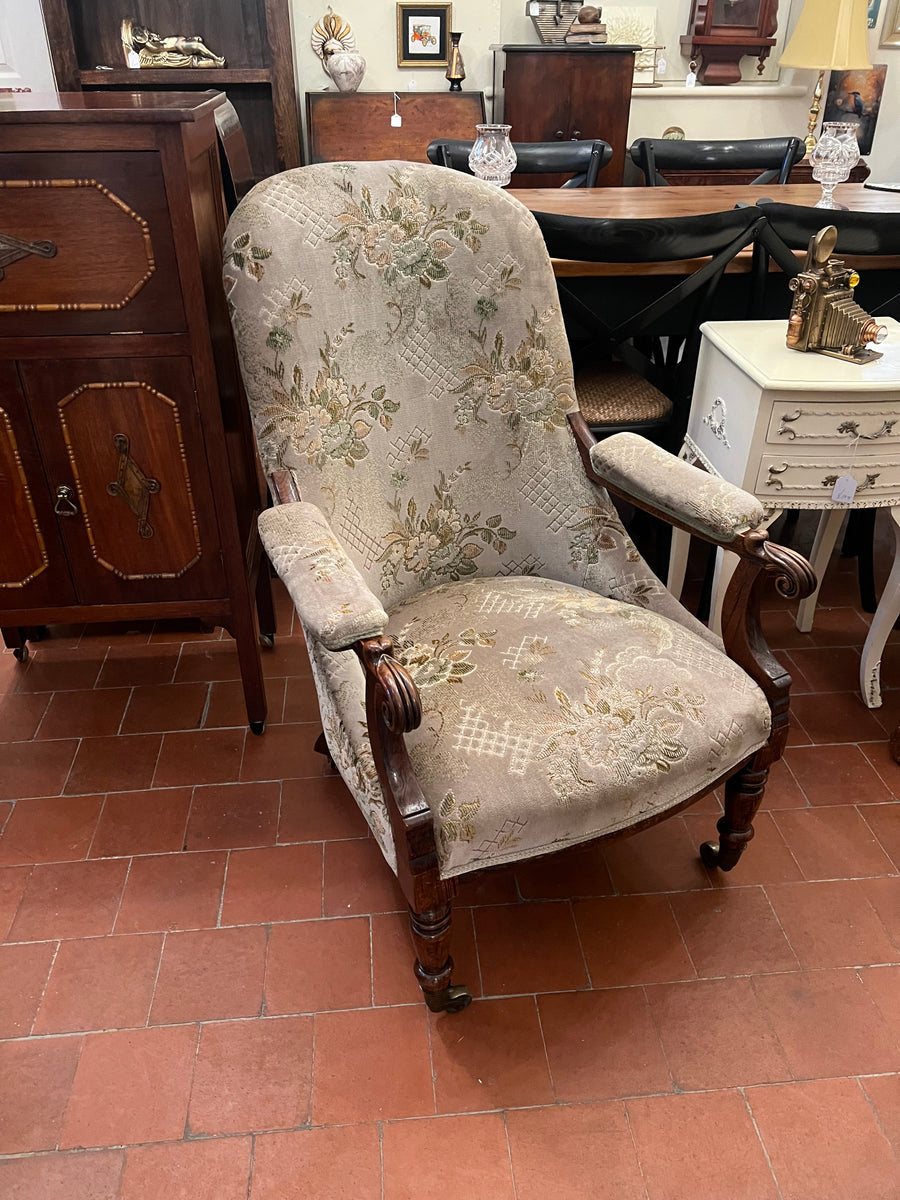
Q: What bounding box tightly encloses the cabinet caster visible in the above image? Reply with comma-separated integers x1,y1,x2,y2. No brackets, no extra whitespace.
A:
249,720,265,735
259,633,275,648
424,984,473,1014
12,645,29,663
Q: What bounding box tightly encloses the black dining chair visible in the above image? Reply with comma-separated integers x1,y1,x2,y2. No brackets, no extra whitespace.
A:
630,137,805,188
426,138,613,188
533,204,769,448
751,200,900,612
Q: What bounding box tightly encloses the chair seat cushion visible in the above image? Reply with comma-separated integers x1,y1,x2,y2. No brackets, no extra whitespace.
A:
382,576,770,877
575,362,673,426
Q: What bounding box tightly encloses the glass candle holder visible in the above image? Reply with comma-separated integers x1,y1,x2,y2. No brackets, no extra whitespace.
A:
811,121,861,210
468,124,517,187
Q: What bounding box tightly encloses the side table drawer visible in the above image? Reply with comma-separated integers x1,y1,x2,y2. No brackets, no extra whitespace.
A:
756,453,900,505
766,401,900,447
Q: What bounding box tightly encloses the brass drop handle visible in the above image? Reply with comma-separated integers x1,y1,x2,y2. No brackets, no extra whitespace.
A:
54,484,78,516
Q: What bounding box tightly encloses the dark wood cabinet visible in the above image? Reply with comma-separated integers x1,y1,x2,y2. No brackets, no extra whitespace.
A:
492,44,639,187
0,92,272,730
306,92,486,165
40,0,301,183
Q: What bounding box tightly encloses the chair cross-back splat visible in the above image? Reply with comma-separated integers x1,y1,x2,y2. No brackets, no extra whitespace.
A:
427,138,613,188
630,137,805,188
224,162,814,1011
533,205,769,448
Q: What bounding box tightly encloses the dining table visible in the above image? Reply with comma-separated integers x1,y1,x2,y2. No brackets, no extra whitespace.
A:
506,183,900,276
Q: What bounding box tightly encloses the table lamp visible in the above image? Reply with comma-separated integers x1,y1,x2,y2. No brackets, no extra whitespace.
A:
779,0,872,153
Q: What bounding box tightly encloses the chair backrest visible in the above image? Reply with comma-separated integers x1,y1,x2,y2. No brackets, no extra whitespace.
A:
223,161,652,612
750,200,900,319
426,139,613,188
533,205,767,425
630,137,805,187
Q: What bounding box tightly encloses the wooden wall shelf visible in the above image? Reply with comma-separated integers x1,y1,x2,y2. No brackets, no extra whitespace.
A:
40,0,301,183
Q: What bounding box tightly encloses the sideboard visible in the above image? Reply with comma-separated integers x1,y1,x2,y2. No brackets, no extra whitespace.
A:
0,91,272,731
306,91,485,165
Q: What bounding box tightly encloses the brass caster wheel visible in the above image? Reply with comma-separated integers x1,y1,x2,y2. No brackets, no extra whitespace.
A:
259,633,275,648
12,645,29,663
425,984,473,1014
699,840,721,869
249,720,265,736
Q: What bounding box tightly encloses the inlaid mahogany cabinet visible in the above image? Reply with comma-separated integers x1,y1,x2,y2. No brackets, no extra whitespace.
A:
0,92,272,730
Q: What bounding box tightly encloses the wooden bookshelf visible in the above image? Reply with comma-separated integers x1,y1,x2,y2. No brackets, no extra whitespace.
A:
40,0,301,181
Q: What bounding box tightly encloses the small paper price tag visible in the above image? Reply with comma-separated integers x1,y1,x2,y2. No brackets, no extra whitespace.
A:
685,70,697,88
529,1,540,14
657,56,667,74
831,474,857,503
390,113,402,127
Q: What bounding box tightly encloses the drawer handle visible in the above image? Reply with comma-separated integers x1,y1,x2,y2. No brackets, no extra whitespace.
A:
555,129,565,140
837,419,897,441
571,130,582,140
765,463,789,489
0,232,57,282
822,471,880,492
53,485,79,516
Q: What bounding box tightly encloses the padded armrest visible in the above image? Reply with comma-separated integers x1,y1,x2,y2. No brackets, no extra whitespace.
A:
258,502,388,651
589,432,765,543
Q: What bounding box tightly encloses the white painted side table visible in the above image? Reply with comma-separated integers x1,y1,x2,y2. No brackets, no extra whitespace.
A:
668,318,900,708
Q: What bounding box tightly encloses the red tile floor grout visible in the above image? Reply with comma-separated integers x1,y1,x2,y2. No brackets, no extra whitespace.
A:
1,535,900,1198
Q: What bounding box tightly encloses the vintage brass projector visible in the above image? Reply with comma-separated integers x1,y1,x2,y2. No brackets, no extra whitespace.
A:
786,225,887,364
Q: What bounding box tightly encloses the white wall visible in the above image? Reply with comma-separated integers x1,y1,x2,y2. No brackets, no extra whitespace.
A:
292,0,900,179
1,0,55,91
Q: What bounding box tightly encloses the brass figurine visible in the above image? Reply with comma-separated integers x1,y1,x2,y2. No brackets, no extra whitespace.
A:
121,18,225,68
786,226,887,365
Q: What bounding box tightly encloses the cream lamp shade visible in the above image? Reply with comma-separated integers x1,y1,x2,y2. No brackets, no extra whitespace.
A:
779,0,872,152
779,0,872,70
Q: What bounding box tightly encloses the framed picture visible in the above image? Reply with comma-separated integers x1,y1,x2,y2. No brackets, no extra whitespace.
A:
823,64,888,154
881,0,900,44
869,0,882,27
397,2,452,67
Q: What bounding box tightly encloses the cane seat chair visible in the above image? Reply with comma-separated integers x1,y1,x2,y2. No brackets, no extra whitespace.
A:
426,138,613,188
533,206,769,449
224,162,813,1012
630,136,805,188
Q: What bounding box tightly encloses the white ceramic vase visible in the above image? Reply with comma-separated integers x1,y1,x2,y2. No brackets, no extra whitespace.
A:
326,49,366,93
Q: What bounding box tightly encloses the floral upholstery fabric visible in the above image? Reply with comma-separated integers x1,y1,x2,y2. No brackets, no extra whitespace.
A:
591,433,765,542
312,576,770,878
224,161,771,878
259,501,387,650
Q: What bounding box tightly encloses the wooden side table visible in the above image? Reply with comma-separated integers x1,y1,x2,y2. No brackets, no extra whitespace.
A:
668,318,900,708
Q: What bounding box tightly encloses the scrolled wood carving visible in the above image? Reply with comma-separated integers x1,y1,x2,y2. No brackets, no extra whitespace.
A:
736,529,817,602
357,634,422,734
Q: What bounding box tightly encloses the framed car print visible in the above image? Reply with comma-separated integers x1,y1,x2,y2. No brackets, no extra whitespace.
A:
397,3,452,67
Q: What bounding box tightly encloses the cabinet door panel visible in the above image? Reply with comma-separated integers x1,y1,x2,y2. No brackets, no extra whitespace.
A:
0,151,186,338
19,358,225,605
0,362,76,608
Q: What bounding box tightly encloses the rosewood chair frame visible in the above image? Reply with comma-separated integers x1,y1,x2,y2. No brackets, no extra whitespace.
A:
276,418,815,1014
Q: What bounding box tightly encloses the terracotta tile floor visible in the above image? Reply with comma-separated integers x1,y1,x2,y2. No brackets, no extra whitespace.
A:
2,540,900,1200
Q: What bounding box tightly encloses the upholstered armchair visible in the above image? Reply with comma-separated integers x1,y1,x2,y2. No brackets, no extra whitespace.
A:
224,162,814,1013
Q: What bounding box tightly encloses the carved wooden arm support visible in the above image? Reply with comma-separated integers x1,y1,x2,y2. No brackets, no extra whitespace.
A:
569,412,816,752
354,635,455,910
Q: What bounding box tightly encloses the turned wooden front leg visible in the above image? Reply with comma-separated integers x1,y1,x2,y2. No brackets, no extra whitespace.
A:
701,759,769,872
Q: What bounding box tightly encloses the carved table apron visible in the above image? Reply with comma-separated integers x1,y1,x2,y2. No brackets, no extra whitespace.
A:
668,317,900,708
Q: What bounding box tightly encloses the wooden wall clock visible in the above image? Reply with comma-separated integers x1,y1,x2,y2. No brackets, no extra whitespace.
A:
680,0,780,85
